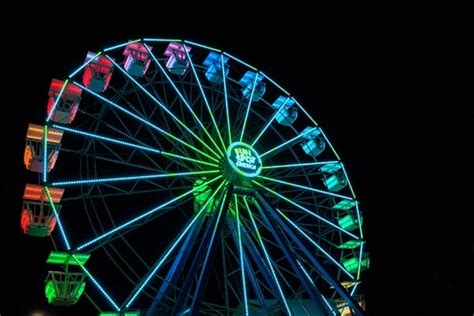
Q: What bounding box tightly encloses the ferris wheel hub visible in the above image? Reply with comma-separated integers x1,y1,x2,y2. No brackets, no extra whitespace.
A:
224,142,262,184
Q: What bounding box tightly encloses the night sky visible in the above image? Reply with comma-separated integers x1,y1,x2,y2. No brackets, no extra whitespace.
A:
1,13,469,316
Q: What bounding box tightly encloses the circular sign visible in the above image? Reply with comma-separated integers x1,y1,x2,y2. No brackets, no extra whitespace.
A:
226,142,262,178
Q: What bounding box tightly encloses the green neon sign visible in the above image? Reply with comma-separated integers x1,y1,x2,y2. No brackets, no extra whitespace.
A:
227,142,262,178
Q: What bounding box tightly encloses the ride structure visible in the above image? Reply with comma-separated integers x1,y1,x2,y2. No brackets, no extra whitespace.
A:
21,38,368,315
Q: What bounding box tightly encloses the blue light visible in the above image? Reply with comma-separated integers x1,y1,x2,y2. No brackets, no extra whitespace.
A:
145,47,224,156
103,39,141,52
182,45,227,152
73,82,219,163
72,256,120,311
235,196,248,316
261,160,339,170
350,281,359,296
52,170,219,187
105,55,220,158
69,52,102,78
183,40,221,52
143,38,181,42
46,79,69,122
320,294,337,316
251,97,290,147
356,241,365,280
276,208,355,279
42,126,47,183
222,54,232,146
51,124,162,154
257,175,353,200
125,180,226,308
223,52,257,71
253,181,359,240
260,127,317,158
76,176,222,251
45,187,70,250
240,73,259,143
244,199,292,315
296,260,315,286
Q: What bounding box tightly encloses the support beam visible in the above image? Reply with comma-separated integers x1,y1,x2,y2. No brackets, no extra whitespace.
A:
254,194,332,315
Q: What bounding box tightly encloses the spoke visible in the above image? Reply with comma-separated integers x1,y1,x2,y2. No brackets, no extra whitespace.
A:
51,170,219,187
45,187,71,250
261,160,339,170
69,52,101,78
276,208,355,279
243,198,292,316
42,125,48,183
71,255,120,311
52,124,218,168
257,175,354,201
235,196,249,316
46,79,69,122
296,260,338,316
106,55,221,159
252,181,359,239
161,152,219,168
260,127,317,158
221,54,232,146
145,47,225,156
183,44,227,153
240,73,259,142
74,82,219,163
124,180,227,308
75,175,222,251
250,97,290,147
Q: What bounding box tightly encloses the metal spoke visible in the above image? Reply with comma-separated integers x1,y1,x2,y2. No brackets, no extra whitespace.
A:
75,176,222,251
52,124,218,168
250,97,290,147
240,73,259,142
253,180,359,239
124,180,227,308
275,208,355,279
51,170,219,187
221,54,232,146
106,55,221,158
183,44,227,153
257,174,354,201
261,160,339,171
243,198,292,315
145,46,225,156
75,82,219,163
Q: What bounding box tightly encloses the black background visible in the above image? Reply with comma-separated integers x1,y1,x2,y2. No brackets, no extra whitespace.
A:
1,12,470,316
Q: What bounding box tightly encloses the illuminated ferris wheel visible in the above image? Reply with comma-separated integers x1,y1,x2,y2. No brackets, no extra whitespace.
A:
21,38,368,315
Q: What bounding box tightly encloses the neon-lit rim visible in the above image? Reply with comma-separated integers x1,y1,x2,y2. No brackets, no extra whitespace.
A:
226,142,262,178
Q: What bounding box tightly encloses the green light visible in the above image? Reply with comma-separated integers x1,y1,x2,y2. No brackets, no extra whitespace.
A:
45,280,56,304
72,281,86,300
337,215,359,231
343,256,370,273
337,240,363,249
227,142,262,178
319,162,342,173
193,178,215,215
99,313,140,316
333,200,358,210
46,251,90,266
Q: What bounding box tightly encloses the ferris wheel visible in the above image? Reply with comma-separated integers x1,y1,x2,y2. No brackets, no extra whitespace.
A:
21,38,368,315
